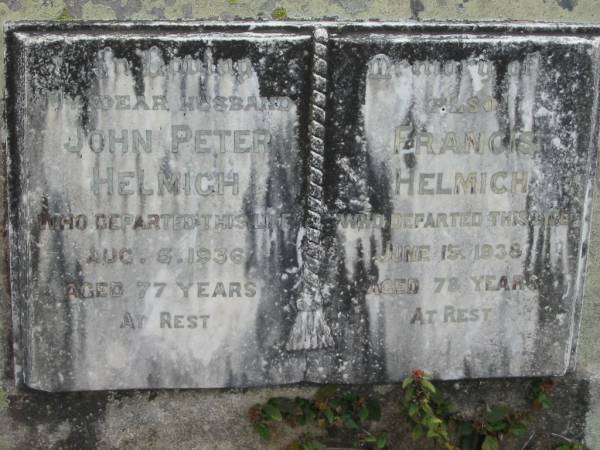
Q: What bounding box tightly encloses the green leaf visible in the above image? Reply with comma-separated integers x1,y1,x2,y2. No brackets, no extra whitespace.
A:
402,376,414,388
509,422,528,436
295,397,307,408
408,403,419,418
422,403,434,415
411,425,424,440
359,407,369,423
343,393,358,403
314,384,338,401
458,421,476,436
404,388,416,404
426,428,440,438
484,405,511,423
377,435,388,449
276,398,296,415
364,435,377,443
254,422,270,440
482,435,501,450
486,421,508,432
323,408,335,424
367,399,382,421
539,393,551,409
343,414,359,430
421,379,437,394
461,433,480,450
263,404,282,421
425,415,443,426
302,440,327,450
445,402,459,415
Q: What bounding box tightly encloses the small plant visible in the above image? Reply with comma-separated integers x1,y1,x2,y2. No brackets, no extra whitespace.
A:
287,438,327,450
56,7,76,20
401,373,558,450
249,385,387,449
456,405,528,450
556,444,587,450
402,370,456,449
271,6,288,20
529,379,555,410
250,374,581,450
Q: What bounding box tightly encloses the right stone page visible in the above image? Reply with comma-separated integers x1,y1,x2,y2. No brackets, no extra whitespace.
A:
316,31,600,381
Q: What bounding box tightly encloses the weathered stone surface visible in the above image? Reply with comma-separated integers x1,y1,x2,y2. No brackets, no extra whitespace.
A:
6,23,600,391
323,29,600,381
7,24,315,391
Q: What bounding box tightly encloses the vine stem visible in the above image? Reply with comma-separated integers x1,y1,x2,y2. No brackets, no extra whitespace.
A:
521,432,536,449
551,432,577,443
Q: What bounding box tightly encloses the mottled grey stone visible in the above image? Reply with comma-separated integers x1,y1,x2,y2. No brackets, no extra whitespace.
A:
7,23,315,391
323,27,600,381
5,22,600,391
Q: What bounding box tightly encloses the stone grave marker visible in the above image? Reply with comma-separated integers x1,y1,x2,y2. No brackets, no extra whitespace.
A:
6,23,600,390
7,24,317,390
324,29,600,380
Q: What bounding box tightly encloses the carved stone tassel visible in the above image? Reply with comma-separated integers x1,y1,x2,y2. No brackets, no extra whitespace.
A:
287,28,334,351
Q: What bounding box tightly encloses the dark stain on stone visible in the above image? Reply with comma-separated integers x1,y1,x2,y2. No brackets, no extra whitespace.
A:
86,0,142,19
525,43,594,367
410,0,425,19
182,3,193,18
8,389,114,450
3,0,21,11
403,152,416,169
462,358,472,378
149,6,166,18
557,0,578,11
319,48,388,377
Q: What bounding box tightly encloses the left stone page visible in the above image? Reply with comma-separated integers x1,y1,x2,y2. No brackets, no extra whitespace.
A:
7,27,312,391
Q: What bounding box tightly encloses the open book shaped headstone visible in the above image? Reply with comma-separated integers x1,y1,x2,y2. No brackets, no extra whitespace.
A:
6,22,600,391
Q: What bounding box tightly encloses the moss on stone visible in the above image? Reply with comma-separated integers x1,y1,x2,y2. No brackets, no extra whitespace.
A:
271,6,288,20
56,7,76,21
